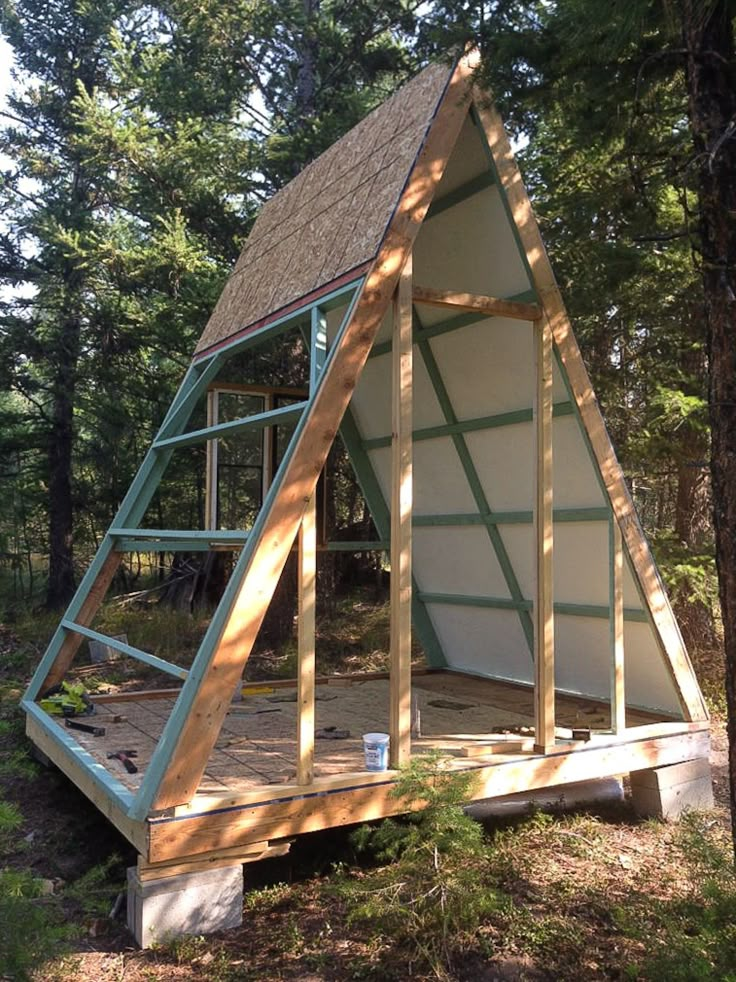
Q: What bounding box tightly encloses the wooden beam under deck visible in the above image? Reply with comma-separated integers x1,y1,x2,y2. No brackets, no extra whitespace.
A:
145,723,709,863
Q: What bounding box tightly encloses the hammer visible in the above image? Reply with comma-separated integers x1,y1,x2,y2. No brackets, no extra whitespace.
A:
107,750,138,774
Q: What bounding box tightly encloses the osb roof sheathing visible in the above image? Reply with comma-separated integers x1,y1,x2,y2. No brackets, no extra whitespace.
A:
195,60,455,355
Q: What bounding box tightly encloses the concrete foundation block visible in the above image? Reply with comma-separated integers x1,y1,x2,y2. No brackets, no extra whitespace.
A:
127,862,244,948
630,756,713,821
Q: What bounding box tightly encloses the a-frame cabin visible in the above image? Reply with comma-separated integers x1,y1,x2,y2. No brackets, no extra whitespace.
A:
23,51,712,945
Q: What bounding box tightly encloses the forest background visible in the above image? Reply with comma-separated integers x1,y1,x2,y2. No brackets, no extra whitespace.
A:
0,0,732,806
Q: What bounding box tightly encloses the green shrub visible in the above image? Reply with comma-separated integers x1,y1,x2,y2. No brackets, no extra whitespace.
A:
0,798,23,853
0,869,75,979
337,752,503,978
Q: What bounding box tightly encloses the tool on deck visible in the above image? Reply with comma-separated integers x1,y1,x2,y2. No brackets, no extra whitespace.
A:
65,719,106,737
107,749,139,774
39,681,95,718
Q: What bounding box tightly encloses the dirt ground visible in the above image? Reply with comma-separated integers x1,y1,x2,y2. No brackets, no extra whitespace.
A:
1,724,728,981
1,620,732,982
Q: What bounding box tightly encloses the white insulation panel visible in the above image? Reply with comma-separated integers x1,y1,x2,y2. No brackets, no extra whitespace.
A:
426,318,535,418
426,605,533,684
413,527,512,598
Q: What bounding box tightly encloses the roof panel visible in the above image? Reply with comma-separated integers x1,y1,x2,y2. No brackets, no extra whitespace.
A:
196,60,455,355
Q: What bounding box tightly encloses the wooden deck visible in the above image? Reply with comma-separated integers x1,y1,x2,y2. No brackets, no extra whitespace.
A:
26,669,709,866
49,672,665,797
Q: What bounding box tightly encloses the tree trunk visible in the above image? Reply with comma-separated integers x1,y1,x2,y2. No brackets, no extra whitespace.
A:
45,304,80,609
682,0,736,855
296,0,320,121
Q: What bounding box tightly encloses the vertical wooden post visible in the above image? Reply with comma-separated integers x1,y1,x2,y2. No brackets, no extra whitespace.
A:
390,253,413,769
534,317,555,753
297,495,316,785
609,517,625,734
205,388,219,531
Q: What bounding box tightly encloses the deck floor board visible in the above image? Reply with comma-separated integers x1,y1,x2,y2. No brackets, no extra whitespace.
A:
48,673,668,799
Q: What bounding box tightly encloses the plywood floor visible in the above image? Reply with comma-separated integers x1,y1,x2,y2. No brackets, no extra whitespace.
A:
52,673,667,799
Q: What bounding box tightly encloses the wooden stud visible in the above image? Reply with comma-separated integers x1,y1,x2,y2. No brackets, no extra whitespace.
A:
534,317,555,753
472,91,707,723
390,253,413,768
297,496,316,785
412,285,540,322
610,517,626,734
143,51,476,814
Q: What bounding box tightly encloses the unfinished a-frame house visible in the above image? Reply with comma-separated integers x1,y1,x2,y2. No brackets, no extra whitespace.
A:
23,51,712,945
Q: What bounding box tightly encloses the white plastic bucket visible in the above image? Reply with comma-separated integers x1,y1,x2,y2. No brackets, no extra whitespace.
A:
363,732,390,771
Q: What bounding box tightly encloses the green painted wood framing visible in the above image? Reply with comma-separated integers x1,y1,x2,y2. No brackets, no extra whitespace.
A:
61,621,188,680
25,359,209,702
424,170,495,221
22,699,135,812
154,401,307,451
362,400,574,450
413,309,536,657
110,528,251,542
413,508,610,526
418,591,648,623
24,277,367,822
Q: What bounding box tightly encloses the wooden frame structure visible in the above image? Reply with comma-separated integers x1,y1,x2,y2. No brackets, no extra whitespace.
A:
23,52,709,872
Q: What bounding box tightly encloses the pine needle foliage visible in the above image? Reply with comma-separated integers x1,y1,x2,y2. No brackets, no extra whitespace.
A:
339,753,504,978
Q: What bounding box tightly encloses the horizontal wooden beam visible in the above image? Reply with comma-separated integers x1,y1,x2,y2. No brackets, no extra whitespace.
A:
153,401,307,452
147,726,709,859
363,401,573,450
61,620,188,680
368,290,539,360
412,285,541,322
